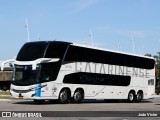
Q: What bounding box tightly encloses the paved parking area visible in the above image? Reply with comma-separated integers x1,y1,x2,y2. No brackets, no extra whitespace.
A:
0,97,160,120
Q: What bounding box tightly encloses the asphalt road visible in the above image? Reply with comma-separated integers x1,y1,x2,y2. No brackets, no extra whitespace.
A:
0,97,160,120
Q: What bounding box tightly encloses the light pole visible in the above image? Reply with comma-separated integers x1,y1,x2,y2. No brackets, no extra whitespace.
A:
25,18,30,42
131,32,135,53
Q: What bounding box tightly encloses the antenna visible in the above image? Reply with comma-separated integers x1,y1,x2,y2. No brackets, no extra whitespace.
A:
37,33,40,41
25,18,30,42
131,32,135,53
117,41,121,50
89,28,93,47
141,44,144,55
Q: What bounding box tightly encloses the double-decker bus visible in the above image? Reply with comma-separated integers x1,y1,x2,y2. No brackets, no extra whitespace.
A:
1,41,155,103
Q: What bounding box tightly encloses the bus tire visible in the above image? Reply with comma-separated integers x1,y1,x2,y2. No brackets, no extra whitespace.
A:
127,91,135,102
58,89,69,104
33,99,45,104
136,91,143,102
72,89,84,103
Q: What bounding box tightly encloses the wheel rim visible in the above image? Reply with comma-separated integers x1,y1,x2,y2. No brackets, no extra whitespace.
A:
74,91,82,101
137,93,142,101
129,93,134,101
59,90,68,102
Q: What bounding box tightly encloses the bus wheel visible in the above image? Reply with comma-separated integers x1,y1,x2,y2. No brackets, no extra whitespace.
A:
33,99,45,104
136,92,143,102
72,89,84,103
58,89,69,104
128,91,135,102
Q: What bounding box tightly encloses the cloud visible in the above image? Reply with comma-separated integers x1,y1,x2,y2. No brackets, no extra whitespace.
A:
131,31,145,38
95,26,145,38
71,0,98,13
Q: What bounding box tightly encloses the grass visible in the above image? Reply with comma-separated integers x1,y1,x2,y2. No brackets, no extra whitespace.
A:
0,91,10,99
0,90,10,95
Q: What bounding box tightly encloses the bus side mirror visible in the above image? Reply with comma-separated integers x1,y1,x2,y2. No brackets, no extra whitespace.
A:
50,58,60,62
9,63,13,68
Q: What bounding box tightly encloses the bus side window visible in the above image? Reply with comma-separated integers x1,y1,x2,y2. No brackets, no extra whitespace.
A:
148,79,154,85
40,70,49,81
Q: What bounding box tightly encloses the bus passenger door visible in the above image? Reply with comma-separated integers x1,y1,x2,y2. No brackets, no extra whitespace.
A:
40,82,53,97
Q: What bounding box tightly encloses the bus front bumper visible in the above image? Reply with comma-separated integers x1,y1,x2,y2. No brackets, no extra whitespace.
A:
10,90,58,100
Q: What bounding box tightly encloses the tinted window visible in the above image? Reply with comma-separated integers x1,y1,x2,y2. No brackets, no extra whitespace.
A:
148,79,154,85
64,46,154,69
12,63,61,86
63,72,131,86
39,62,60,82
12,65,40,86
45,42,69,59
16,42,48,61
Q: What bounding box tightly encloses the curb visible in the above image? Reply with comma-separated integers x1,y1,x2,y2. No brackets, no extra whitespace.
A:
0,99,11,101
153,95,160,97
0,95,10,97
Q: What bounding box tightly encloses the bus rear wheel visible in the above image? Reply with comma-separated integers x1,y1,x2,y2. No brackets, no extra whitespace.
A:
72,89,84,103
136,92,143,102
58,89,69,104
127,91,135,102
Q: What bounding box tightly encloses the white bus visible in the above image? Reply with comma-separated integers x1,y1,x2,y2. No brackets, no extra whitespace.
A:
1,41,155,103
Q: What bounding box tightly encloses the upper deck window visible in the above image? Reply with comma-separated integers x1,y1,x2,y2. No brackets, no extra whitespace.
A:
16,41,70,61
16,42,48,61
44,42,69,60
64,45,155,69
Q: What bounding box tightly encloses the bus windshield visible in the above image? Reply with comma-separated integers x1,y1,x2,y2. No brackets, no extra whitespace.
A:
12,62,60,86
12,65,41,86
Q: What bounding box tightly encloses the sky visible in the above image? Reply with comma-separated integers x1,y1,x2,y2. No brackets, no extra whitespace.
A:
0,0,160,60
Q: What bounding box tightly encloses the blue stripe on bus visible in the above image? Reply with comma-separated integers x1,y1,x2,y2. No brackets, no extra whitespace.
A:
35,83,41,97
